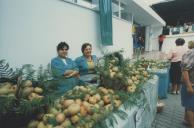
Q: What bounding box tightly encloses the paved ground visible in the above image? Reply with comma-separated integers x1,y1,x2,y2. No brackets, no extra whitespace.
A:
134,51,190,128
152,93,190,128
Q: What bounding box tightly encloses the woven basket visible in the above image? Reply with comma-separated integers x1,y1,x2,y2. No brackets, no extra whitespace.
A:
157,102,165,113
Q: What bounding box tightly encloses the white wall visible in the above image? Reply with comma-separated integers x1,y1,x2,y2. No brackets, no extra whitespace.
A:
145,26,151,51
151,26,163,51
147,25,163,51
0,0,133,69
162,33,194,54
104,18,133,59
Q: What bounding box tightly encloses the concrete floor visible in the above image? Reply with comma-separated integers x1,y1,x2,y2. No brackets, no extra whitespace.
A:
133,51,190,128
152,93,190,128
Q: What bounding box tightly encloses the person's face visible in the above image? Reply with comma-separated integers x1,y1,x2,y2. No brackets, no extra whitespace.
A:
58,47,68,58
83,45,92,57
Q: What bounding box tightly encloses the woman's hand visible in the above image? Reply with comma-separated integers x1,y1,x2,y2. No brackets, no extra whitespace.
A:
64,70,79,78
186,85,194,95
64,70,74,76
182,70,194,94
70,71,79,77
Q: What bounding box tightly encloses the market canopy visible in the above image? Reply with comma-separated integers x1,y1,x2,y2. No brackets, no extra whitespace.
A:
145,0,175,6
151,0,194,26
121,0,166,26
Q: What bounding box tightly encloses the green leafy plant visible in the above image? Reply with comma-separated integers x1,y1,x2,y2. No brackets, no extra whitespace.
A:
0,59,14,79
0,61,57,128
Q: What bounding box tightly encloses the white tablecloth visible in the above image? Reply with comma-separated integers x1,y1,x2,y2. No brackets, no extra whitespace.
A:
107,75,159,128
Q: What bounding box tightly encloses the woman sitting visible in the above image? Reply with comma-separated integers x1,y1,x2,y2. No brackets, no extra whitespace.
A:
51,42,79,94
75,43,98,84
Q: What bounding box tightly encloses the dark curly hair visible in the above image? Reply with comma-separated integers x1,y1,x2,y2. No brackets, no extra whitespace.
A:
81,43,92,53
175,38,185,46
57,41,69,51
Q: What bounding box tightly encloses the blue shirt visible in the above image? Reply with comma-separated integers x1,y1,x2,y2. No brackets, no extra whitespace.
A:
51,56,78,78
75,55,97,75
51,56,79,94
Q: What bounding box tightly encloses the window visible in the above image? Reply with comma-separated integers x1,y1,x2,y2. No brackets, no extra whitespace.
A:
77,0,92,8
120,2,130,21
63,0,131,22
112,0,119,17
112,0,131,22
63,0,98,10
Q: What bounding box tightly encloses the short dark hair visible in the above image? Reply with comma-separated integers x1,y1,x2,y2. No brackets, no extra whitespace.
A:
57,42,69,51
81,43,92,53
175,38,185,46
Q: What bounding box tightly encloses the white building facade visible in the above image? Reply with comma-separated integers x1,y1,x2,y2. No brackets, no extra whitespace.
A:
0,0,165,68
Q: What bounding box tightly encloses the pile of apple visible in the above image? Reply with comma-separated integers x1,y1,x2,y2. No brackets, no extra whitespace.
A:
20,80,44,100
0,82,17,96
125,64,150,93
27,86,122,128
99,56,152,93
139,58,169,70
0,80,44,101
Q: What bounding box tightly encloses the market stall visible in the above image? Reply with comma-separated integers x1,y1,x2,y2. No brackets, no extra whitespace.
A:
0,52,160,128
153,68,169,98
137,57,170,99
103,75,159,128
134,76,158,128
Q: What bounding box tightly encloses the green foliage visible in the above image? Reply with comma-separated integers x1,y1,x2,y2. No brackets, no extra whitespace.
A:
18,99,43,115
93,108,128,128
138,57,170,69
0,59,14,79
0,56,158,128
20,64,37,81
0,95,16,115
64,90,86,100
103,50,124,66
37,80,59,96
97,51,153,93
114,109,128,120
96,51,128,90
0,94,55,117
47,117,58,126
13,63,53,83
37,63,53,82
92,87,148,128
0,61,57,125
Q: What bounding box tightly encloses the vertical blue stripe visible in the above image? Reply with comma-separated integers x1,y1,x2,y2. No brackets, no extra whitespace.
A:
99,0,113,45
